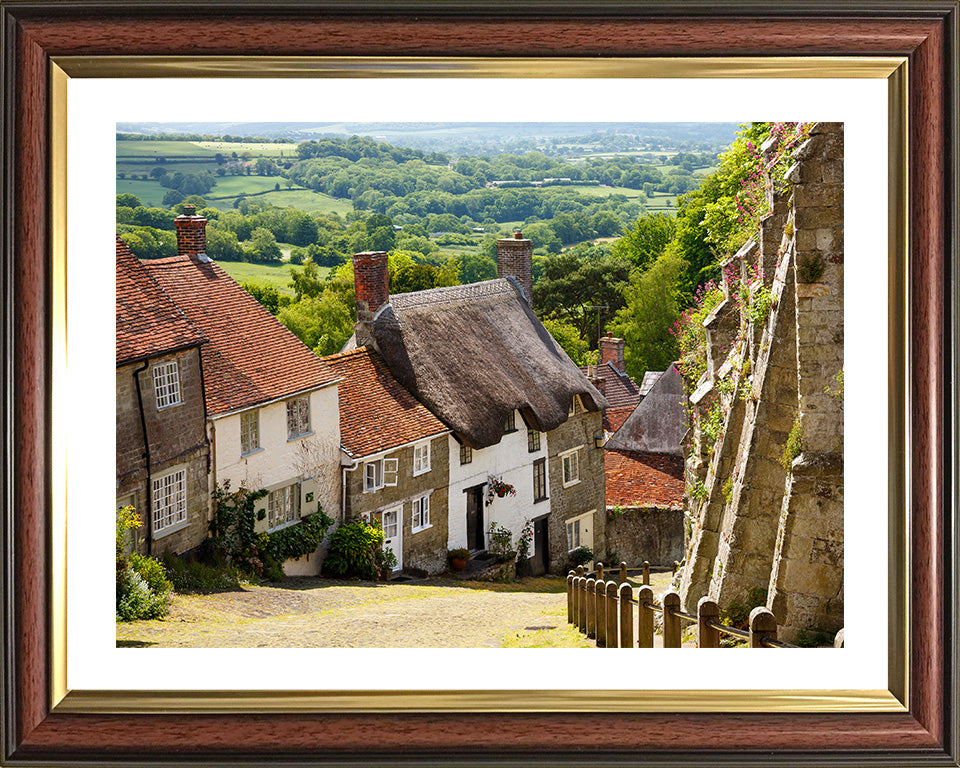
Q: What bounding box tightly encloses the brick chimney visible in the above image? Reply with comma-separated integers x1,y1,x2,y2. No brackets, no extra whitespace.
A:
496,230,533,306
599,332,626,373
174,205,210,262
352,251,390,347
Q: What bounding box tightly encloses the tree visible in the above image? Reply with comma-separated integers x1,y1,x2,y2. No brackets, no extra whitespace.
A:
391,262,460,295
242,282,291,315
116,193,142,208
205,226,244,261
532,248,631,343
162,189,185,207
459,252,497,284
611,212,676,271
540,318,591,365
609,250,685,380
277,293,354,356
246,227,282,263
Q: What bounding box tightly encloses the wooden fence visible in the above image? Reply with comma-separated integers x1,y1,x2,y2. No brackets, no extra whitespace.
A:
566,563,842,649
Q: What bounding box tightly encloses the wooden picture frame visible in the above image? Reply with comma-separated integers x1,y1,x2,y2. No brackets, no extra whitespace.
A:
2,2,957,765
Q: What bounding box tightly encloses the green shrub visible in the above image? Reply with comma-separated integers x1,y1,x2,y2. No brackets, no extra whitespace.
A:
567,546,594,570
162,554,242,593
780,416,803,469
324,519,388,580
116,563,170,621
262,511,333,564
130,553,173,599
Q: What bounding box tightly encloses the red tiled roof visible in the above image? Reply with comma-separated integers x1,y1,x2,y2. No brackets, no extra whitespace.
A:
605,406,636,434
116,238,205,365
605,449,684,509
323,347,448,458
142,255,338,416
580,361,644,410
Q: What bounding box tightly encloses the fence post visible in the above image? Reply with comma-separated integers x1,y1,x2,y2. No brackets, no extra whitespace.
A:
749,606,778,647
567,572,575,624
642,560,650,585
596,562,604,583
576,565,585,578
577,578,587,634
637,585,654,648
619,561,627,584
619,582,633,648
834,628,845,648
595,579,606,647
663,591,682,648
605,581,619,648
697,597,720,648
585,578,597,639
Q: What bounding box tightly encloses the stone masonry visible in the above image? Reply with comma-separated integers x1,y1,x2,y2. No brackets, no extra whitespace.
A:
496,232,534,306
546,406,606,571
678,122,844,643
343,433,450,575
116,347,210,557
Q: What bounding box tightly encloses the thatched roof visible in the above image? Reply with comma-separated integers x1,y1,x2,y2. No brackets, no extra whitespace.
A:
370,278,607,449
605,364,686,456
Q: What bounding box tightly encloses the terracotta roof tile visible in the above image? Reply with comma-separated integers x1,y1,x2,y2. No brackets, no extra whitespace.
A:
323,347,448,458
605,449,684,509
142,255,338,416
580,361,644,410
604,406,636,434
116,238,205,364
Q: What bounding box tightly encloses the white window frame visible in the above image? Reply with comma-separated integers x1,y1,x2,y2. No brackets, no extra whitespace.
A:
411,494,431,532
240,409,260,455
267,482,300,530
412,441,431,476
561,447,581,487
566,510,595,553
364,457,399,492
152,466,187,536
152,360,182,410
286,396,311,440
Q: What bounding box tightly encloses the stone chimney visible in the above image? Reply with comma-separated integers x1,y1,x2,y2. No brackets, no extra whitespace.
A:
352,251,390,347
174,205,210,262
599,332,626,373
496,230,533,306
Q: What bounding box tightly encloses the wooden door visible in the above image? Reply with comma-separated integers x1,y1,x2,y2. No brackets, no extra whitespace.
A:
466,485,484,551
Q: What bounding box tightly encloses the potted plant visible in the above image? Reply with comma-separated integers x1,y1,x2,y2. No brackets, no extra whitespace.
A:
448,547,470,571
485,476,517,505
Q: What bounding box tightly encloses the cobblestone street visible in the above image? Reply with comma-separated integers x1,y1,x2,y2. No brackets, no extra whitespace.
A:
116,576,595,648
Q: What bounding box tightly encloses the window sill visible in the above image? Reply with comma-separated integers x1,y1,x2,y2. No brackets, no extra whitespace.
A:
534,496,548,504
562,479,581,489
156,401,183,411
411,523,433,534
241,447,264,458
267,519,299,534
287,430,314,442
412,467,431,477
152,518,191,541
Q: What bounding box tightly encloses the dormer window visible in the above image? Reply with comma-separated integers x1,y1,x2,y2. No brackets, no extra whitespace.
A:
503,411,516,433
568,395,581,417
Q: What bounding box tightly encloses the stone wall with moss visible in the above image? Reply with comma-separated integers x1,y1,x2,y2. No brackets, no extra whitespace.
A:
678,122,844,643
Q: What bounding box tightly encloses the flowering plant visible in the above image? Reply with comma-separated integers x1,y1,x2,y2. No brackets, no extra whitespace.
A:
485,476,517,505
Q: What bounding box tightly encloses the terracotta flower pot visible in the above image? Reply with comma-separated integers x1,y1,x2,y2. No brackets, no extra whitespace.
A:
450,557,467,571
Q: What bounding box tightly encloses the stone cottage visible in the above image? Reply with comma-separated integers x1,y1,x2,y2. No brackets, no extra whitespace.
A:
347,236,608,574
323,346,451,575
603,365,686,567
678,122,844,642
116,238,209,557
142,206,342,575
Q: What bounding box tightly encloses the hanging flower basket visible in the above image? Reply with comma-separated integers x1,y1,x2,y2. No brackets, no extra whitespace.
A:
486,476,516,505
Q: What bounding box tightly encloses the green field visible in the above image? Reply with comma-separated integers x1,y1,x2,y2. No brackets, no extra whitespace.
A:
203,188,354,215
194,141,298,157
207,176,289,197
116,178,169,207
117,140,298,159
216,260,330,296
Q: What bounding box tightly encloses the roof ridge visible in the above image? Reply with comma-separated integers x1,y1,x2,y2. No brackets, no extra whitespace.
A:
323,346,373,362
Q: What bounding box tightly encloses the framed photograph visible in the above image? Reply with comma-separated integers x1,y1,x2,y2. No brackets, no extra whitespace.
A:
2,2,957,765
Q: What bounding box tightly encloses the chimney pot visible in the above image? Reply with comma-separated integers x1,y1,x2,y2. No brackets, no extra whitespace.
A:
514,229,523,239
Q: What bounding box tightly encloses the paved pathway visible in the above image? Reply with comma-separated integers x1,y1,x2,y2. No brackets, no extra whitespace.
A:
116,576,594,649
